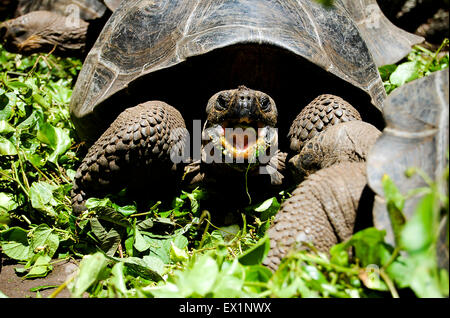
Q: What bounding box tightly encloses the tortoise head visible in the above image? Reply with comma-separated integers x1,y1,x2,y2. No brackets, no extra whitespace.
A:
0,11,87,55
0,11,51,54
204,86,278,163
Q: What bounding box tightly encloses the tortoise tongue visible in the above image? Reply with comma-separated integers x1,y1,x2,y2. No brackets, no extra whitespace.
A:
223,126,257,157
225,126,257,151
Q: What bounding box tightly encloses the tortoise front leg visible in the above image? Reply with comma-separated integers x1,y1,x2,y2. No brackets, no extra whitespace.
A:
264,95,381,270
71,101,188,214
288,94,362,153
287,94,362,180
264,162,367,271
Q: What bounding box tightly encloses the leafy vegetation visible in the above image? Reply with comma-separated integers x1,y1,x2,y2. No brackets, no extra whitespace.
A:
0,38,448,298
379,39,449,94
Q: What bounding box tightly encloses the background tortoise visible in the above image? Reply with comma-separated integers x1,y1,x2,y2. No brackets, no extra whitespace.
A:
67,0,431,268
0,0,121,55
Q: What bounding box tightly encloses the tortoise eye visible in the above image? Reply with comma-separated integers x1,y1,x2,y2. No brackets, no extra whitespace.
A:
215,94,229,111
260,96,271,112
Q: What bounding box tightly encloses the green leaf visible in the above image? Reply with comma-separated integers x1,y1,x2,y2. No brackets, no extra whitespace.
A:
218,224,240,243
409,255,444,297
28,153,46,168
32,93,49,108
29,181,58,217
89,218,121,256
106,255,164,282
212,274,244,297
254,197,280,221
439,268,449,296
136,218,154,231
0,136,17,155
170,241,189,263
389,61,420,86
89,218,108,242
0,120,14,134
6,80,29,91
110,262,127,296
401,193,435,253
378,64,397,81
115,204,137,217
142,255,165,277
16,109,42,131
382,174,405,212
382,174,406,243
0,192,18,213
339,227,389,267
134,228,151,252
329,243,349,267
385,254,415,289
71,252,108,297
238,235,270,265
100,228,121,256
200,230,225,249
94,205,131,228
24,255,53,279
37,123,71,163
181,254,219,296
85,197,112,209
180,188,206,214
0,227,32,261
30,224,59,258
245,265,272,284
147,282,182,298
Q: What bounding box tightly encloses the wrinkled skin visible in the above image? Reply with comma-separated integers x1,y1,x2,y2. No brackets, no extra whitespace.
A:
263,162,368,271
289,121,381,180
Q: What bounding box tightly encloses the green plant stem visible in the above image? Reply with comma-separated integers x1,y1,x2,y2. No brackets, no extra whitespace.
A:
245,163,252,205
48,274,74,298
16,152,30,192
379,269,399,298
129,201,161,217
256,290,272,298
21,214,32,226
382,246,401,271
129,211,153,218
424,38,449,72
244,281,269,288
5,163,29,196
300,254,360,276
49,257,71,265
198,210,211,249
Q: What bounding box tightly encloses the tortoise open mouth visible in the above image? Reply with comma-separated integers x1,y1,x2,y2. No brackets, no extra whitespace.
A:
204,120,277,162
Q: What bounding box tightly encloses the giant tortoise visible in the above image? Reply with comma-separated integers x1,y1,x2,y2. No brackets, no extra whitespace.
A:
68,0,434,269
0,0,122,55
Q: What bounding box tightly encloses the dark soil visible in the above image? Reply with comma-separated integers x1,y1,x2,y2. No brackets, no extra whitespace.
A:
0,258,79,298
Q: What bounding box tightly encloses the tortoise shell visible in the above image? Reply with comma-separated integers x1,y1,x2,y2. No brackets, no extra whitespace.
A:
367,69,449,244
